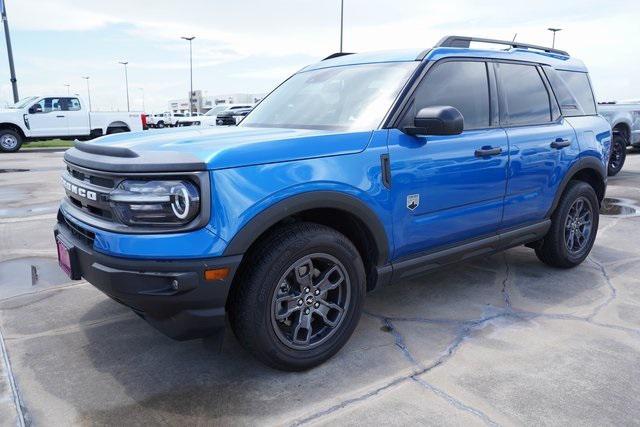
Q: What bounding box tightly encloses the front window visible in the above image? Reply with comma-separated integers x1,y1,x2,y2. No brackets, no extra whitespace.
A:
241,62,418,131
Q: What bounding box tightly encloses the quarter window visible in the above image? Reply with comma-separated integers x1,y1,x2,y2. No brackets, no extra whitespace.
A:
409,61,490,130
499,63,552,125
557,70,597,115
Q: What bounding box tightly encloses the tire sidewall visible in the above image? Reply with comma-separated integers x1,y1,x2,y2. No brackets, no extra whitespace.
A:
608,134,626,176
249,227,365,369
553,182,599,265
0,129,22,153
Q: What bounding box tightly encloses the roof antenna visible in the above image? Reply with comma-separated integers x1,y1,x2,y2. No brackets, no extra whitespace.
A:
512,33,518,42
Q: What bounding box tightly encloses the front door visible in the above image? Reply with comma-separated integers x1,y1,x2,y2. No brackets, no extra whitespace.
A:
28,97,69,137
388,60,509,259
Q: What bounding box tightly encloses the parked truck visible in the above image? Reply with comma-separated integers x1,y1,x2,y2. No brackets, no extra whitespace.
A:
0,95,145,152
598,101,640,176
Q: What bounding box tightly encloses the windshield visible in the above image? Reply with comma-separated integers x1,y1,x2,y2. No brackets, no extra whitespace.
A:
9,96,38,109
241,62,417,131
205,106,227,116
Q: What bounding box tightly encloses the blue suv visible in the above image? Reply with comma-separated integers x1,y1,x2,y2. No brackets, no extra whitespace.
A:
54,36,611,370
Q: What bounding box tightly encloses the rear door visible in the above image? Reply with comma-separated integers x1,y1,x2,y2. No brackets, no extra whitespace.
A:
388,59,509,259
495,62,578,230
63,97,90,136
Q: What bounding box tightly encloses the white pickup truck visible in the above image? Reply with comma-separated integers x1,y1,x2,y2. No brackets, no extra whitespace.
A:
0,95,145,152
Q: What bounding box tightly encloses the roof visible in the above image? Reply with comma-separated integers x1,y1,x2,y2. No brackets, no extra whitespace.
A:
302,43,587,73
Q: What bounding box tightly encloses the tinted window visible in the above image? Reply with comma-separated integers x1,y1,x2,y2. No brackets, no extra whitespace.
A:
542,66,584,116
63,98,81,111
410,61,490,130
557,70,597,115
499,63,551,125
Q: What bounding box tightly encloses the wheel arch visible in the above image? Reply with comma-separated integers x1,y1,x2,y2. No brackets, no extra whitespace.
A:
612,121,631,143
0,122,26,139
106,121,130,132
547,157,606,218
224,191,389,264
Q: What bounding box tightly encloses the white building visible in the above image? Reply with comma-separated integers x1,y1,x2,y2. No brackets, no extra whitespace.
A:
169,91,265,114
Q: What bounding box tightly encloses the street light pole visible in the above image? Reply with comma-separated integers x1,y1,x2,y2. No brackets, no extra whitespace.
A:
118,61,130,112
64,84,70,96
548,28,562,48
82,76,91,111
1,0,19,102
339,0,344,53
181,36,196,115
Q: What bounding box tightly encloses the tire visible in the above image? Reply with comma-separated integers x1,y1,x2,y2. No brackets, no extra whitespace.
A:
156,121,165,129
535,181,599,268
107,127,127,135
228,222,366,371
0,129,23,153
607,134,627,176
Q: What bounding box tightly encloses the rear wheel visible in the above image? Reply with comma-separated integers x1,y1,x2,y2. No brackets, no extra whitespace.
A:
607,134,627,176
156,121,165,129
229,223,366,371
535,181,599,268
0,129,22,153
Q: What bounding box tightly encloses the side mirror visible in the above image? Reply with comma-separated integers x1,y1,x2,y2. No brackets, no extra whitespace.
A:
404,106,464,136
29,105,42,114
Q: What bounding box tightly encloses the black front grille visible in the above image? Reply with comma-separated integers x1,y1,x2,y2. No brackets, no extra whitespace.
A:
64,164,118,222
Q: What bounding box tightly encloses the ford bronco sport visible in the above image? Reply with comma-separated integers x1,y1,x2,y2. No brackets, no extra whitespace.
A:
55,36,611,371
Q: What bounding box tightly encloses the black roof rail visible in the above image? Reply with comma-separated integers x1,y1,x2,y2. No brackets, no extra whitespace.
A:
322,52,355,61
434,35,569,57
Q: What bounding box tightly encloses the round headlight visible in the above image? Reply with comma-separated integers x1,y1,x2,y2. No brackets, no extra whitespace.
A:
171,184,191,219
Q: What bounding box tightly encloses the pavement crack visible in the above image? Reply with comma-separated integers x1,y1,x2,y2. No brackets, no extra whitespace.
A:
501,253,512,310
0,326,28,427
382,318,423,369
587,256,617,321
412,377,501,427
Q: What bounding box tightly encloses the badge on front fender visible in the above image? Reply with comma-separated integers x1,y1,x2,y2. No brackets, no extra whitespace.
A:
407,194,419,211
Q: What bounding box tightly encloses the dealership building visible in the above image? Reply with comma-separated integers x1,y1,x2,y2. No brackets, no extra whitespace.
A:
168,91,265,114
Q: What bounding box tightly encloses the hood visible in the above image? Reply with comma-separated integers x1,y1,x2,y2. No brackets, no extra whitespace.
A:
64,126,372,173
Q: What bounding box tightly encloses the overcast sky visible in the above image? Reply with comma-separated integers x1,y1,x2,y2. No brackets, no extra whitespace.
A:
1,0,638,111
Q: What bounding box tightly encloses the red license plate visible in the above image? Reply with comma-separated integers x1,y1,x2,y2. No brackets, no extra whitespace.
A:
56,237,73,278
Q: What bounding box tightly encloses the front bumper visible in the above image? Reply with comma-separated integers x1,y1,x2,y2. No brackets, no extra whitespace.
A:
54,218,242,340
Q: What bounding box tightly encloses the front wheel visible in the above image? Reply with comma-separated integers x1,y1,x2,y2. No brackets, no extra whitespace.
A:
228,223,366,371
607,134,627,176
535,181,599,268
0,129,22,153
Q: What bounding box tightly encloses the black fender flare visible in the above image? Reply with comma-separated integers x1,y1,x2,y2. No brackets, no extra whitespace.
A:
546,157,606,218
223,191,390,265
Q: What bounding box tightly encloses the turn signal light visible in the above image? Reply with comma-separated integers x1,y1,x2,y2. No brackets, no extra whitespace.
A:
204,268,229,281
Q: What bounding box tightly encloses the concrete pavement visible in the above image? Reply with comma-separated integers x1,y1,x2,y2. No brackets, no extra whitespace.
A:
1,149,640,425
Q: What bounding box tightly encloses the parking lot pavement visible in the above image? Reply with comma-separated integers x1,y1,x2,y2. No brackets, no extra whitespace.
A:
1,150,640,426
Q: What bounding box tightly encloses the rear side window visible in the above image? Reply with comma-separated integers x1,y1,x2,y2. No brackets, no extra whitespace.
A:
409,61,490,130
556,70,597,115
498,63,551,125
